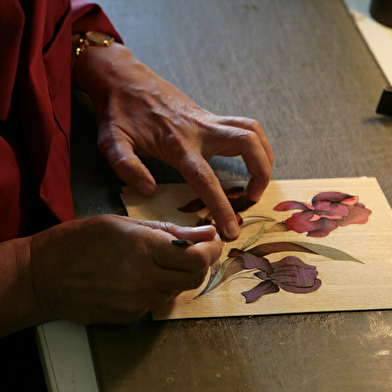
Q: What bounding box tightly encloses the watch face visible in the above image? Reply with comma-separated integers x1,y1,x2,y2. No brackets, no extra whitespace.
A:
85,31,115,46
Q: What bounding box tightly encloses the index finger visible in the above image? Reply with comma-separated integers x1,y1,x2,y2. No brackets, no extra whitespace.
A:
180,155,241,239
217,116,274,166
204,125,273,202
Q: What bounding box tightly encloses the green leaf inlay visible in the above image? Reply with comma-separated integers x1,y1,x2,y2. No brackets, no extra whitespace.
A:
290,241,364,264
242,225,265,250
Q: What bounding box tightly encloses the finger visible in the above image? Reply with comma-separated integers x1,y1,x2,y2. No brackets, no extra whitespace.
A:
98,127,156,197
111,216,223,272
154,231,222,272
180,155,241,239
217,116,274,166
146,221,218,243
111,216,218,243
204,125,272,202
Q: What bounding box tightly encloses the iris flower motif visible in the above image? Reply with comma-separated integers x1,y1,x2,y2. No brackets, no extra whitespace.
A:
273,192,372,237
229,249,321,303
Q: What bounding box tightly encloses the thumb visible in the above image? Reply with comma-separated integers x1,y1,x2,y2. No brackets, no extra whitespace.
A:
111,216,218,243
98,130,156,197
169,225,218,243
148,221,218,243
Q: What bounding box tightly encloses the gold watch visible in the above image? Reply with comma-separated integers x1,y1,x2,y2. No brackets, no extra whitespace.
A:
74,31,115,58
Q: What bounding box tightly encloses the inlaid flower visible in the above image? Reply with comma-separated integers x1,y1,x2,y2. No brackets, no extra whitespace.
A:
273,192,372,237
229,250,321,303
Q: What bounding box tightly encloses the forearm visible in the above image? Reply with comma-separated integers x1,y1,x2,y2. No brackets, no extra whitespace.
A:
71,38,187,114
72,40,147,105
0,237,51,337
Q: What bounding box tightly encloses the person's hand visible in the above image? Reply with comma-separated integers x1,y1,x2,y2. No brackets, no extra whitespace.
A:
29,215,221,324
72,43,274,239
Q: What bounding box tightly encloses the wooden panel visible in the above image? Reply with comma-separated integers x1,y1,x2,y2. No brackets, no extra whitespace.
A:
122,177,392,319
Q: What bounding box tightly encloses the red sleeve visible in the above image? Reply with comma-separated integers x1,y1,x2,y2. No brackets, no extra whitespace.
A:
71,0,123,43
0,1,24,121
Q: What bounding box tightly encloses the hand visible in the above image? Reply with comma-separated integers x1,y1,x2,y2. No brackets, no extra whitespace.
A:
29,215,221,324
72,43,274,239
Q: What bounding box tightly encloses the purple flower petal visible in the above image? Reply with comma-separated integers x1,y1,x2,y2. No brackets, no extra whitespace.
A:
312,192,355,204
255,270,270,281
285,211,321,233
272,265,319,287
277,279,321,294
275,193,371,238
241,281,280,303
247,242,318,257
253,256,322,297
307,218,338,237
312,200,330,210
335,205,372,226
271,256,317,270
313,201,349,218
178,198,205,212
228,249,273,274
274,201,314,212
224,186,245,195
269,256,319,287
226,190,255,212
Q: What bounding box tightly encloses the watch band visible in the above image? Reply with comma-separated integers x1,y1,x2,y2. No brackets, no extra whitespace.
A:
74,36,89,58
73,31,115,58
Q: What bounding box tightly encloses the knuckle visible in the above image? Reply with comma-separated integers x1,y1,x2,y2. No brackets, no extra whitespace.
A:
97,129,130,166
161,221,177,234
248,119,263,133
237,130,259,148
88,214,115,228
165,133,187,156
97,128,116,157
191,165,217,187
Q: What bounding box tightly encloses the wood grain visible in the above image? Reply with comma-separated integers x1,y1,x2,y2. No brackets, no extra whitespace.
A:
122,177,392,319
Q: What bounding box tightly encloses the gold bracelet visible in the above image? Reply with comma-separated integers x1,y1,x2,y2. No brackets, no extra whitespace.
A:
73,31,115,58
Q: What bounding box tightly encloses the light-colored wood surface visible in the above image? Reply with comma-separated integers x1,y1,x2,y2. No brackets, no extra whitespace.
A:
122,177,392,320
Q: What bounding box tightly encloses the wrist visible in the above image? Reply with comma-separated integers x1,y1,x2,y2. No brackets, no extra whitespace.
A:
72,38,129,92
0,237,53,337
72,32,115,67
72,41,148,108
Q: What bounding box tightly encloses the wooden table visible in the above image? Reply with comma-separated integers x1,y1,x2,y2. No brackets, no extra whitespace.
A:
66,0,392,390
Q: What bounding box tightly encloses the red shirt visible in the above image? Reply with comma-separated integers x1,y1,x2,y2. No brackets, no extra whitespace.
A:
0,0,121,241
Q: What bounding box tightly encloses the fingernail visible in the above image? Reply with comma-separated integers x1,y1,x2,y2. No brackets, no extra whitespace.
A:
191,225,214,231
139,181,155,197
225,220,240,239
